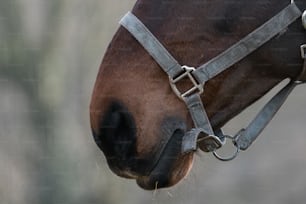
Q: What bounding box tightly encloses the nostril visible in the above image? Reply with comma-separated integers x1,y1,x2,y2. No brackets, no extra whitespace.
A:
94,101,136,164
110,110,136,159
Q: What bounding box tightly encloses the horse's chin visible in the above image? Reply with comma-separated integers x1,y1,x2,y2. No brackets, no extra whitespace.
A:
136,153,194,190
135,129,194,190
108,129,194,190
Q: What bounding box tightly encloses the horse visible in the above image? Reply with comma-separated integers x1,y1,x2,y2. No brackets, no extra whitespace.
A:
90,0,306,190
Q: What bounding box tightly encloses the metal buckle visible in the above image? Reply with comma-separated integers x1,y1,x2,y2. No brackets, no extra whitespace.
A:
301,44,306,59
295,44,306,84
169,65,204,100
197,135,224,152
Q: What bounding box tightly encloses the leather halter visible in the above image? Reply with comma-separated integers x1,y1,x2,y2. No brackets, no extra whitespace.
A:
120,2,306,161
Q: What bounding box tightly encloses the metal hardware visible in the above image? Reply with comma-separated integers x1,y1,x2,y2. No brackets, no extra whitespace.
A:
213,135,240,162
301,44,306,59
197,134,225,152
295,44,306,83
169,65,204,101
302,10,306,29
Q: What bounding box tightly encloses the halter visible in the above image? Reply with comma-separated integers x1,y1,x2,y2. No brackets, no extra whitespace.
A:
120,2,306,161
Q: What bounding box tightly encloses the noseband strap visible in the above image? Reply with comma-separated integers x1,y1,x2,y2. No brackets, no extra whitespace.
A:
119,11,183,79
120,2,306,161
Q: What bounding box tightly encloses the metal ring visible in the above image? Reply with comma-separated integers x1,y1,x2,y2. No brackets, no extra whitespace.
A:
212,135,240,162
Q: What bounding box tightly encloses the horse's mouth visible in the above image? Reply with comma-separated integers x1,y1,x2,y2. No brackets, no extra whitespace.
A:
95,100,194,189
135,130,194,190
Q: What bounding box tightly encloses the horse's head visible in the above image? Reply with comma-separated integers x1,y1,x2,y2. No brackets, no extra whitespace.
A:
90,0,305,190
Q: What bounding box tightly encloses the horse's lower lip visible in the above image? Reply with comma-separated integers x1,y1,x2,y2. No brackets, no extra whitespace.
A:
135,129,191,190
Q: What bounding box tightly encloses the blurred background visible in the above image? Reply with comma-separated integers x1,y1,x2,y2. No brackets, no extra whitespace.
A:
1,0,306,203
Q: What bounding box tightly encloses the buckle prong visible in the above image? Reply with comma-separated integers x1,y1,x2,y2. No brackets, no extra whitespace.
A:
169,65,204,100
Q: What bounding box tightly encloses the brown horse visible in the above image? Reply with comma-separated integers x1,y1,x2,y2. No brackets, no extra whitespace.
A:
90,0,305,190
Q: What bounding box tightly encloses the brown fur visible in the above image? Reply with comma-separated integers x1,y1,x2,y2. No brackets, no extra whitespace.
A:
90,0,305,189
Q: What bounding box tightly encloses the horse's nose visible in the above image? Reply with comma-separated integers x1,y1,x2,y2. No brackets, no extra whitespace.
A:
93,101,137,168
